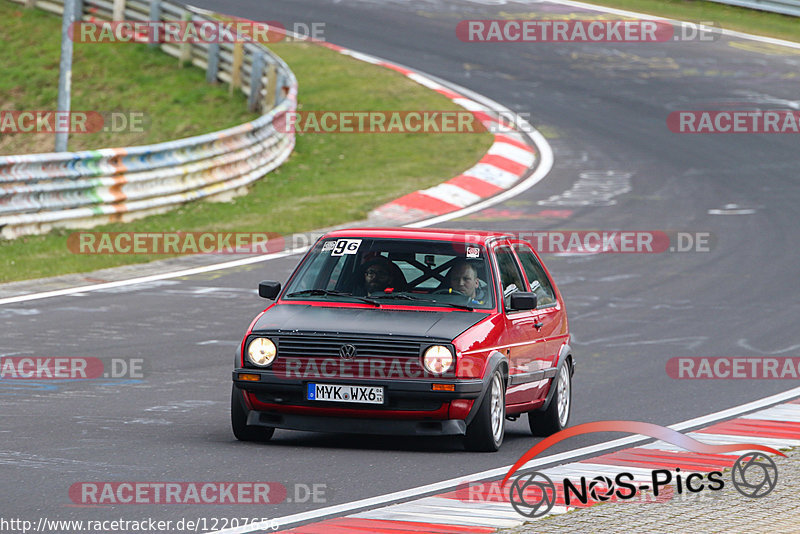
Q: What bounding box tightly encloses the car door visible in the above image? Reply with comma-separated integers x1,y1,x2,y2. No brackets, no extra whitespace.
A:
492,244,547,407
511,240,567,402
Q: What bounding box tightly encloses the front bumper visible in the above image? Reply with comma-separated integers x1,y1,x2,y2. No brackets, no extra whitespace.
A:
233,370,482,401
246,410,468,436
232,370,484,432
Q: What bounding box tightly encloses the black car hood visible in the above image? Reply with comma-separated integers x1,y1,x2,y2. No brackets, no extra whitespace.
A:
253,304,487,341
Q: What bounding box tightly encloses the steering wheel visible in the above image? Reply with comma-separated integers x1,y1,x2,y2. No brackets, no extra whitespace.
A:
433,288,466,296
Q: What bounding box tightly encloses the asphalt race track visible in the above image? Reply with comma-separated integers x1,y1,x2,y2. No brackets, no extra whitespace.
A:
2,0,799,529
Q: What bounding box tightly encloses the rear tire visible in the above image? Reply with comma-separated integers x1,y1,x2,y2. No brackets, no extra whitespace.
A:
529,361,571,436
464,370,505,452
231,385,275,442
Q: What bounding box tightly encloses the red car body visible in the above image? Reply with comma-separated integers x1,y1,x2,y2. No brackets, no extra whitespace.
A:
231,228,573,451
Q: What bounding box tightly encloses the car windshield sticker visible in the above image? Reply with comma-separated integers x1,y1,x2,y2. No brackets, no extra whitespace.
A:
467,247,480,258
321,241,336,252
331,239,362,256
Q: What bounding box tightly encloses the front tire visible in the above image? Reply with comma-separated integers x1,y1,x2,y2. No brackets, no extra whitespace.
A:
465,370,505,452
231,385,275,442
529,361,571,436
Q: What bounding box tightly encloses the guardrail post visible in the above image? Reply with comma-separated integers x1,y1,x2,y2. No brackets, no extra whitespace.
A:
264,62,277,110
248,52,265,112
179,12,192,67
55,0,77,152
229,42,244,94
148,0,161,49
112,0,125,20
206,42,220,82
276,72,286,105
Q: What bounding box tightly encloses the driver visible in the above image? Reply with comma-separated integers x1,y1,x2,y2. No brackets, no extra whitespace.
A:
361,257,406,296
445,260,485,305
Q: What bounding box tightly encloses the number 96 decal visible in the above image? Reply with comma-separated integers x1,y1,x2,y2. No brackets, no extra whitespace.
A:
330,239,362,256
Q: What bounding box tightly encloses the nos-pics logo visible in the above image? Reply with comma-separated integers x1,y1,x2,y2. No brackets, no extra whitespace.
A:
502,421,781,518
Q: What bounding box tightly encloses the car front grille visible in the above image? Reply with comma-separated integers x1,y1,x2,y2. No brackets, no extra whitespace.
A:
278,335,421,359
250,334,454,379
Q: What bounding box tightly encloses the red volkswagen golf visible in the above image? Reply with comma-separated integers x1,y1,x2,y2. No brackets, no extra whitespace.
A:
231,228,572,451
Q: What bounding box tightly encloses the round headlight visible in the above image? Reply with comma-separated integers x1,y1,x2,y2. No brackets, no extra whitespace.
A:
423,345,453,374
247,337,277,367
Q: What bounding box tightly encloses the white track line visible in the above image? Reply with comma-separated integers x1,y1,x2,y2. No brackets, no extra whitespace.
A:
0,248,307,306
213,385,800,533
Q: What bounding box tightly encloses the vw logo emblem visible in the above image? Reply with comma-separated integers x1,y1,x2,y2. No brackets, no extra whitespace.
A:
339,344,357,360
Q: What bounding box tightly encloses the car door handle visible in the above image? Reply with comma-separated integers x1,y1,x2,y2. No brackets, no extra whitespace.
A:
533,321,543,329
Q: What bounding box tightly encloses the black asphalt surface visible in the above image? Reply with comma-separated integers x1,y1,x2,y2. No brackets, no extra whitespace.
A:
2,0,799,530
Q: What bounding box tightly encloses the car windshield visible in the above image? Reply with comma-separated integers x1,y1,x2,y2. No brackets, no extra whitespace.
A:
283,238,495,310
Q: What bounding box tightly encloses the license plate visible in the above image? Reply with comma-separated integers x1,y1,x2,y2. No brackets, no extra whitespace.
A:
307,383,384,404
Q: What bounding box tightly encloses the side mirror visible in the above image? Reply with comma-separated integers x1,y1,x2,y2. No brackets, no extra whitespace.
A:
258,280,281,300
509,292,537,310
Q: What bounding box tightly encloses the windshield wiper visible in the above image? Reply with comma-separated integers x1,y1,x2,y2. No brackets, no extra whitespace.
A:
373,293,473,311
286,289,380,307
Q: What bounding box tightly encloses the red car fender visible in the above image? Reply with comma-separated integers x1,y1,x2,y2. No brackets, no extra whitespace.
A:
463,350,509,425
453,313,504,379
538,340,574,412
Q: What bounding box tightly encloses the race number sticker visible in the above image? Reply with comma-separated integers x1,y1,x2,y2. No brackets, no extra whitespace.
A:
466,247,480,258
331,239,362,256
321,241,336,252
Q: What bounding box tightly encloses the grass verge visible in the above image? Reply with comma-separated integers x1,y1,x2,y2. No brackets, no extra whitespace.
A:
0,19,493,282
574,0,799,43
0,0,259,155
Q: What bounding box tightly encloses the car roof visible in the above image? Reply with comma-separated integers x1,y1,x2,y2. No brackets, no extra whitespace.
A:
321,227,514,245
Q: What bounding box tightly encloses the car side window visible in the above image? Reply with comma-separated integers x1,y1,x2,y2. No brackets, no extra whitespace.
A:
513,244,557,307
494,246,526,310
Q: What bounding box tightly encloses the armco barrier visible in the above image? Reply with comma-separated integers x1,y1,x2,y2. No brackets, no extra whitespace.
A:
706,0,800,17
0,0,297,239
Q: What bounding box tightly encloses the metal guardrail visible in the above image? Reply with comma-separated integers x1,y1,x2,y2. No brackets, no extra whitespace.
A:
706,0,800,17
0,0,297,239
